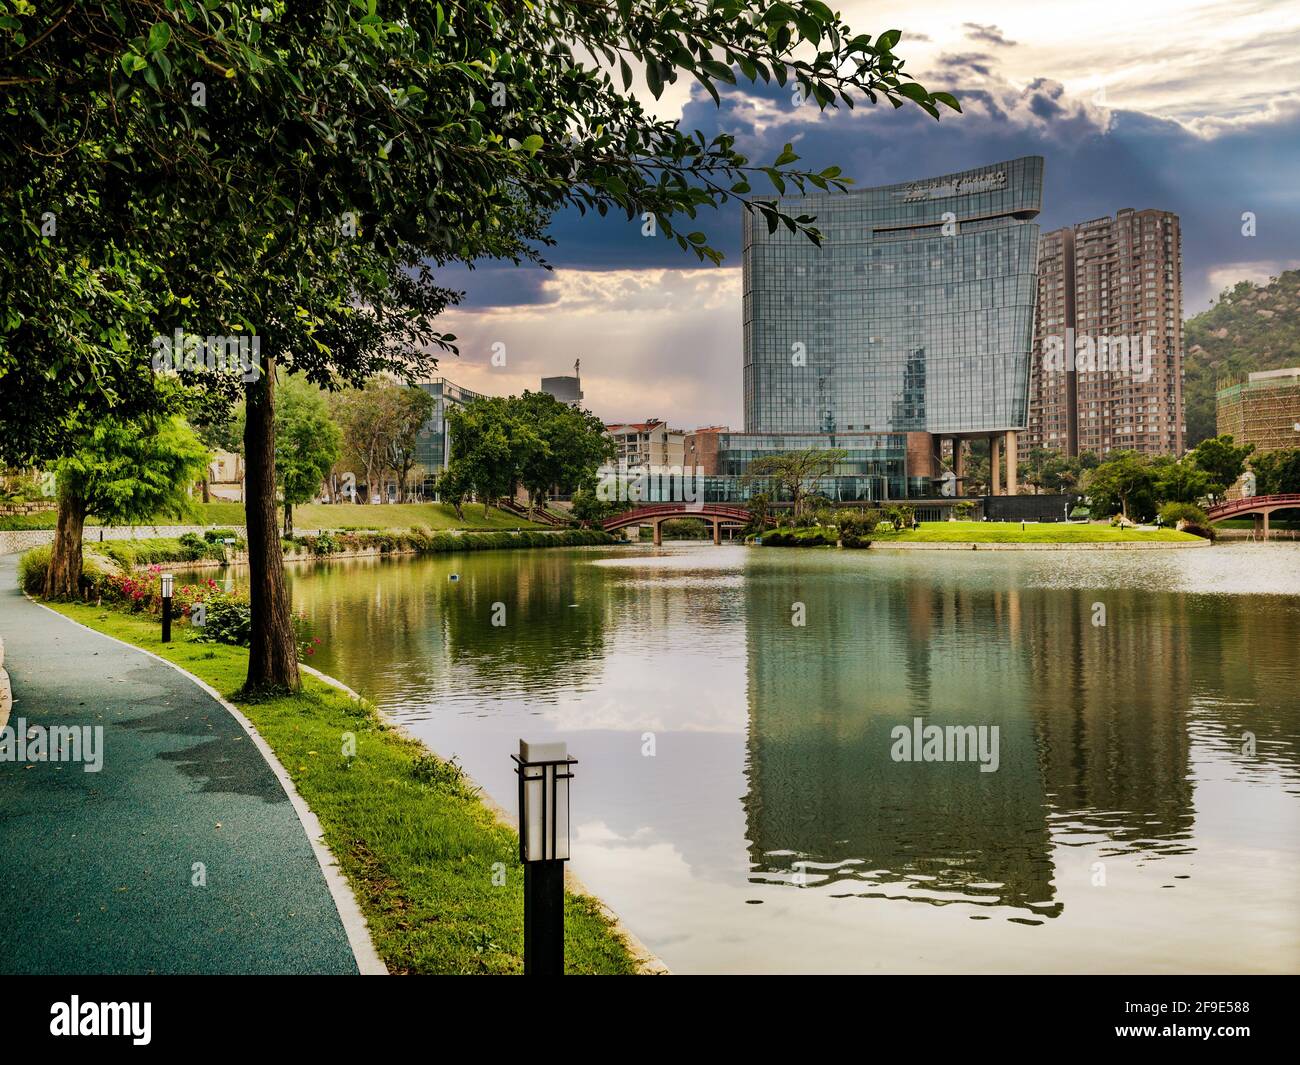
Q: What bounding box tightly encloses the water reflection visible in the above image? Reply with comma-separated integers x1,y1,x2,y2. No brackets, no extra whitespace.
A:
185,543,1300,971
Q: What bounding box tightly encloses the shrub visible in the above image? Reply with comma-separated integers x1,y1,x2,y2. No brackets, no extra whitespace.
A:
1158,502,1208,527
17,545,119,598
1181,522,1216,541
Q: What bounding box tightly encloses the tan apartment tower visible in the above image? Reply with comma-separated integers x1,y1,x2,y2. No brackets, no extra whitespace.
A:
1028,208,1185,457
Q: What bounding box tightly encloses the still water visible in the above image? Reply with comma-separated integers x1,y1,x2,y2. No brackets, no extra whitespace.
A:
237,543,1300,972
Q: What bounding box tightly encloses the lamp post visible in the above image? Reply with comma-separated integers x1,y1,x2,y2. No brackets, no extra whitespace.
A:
512,739,576,975
160,573,173,643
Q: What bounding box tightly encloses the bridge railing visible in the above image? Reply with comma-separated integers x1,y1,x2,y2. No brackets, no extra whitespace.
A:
1207,493,1300,520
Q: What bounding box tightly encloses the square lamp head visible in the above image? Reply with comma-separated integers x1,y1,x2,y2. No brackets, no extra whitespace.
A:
160,573,174,597
513,739,576,863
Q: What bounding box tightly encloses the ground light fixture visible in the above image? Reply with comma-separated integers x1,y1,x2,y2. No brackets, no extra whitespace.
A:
160,573,174,644
512,739,576,975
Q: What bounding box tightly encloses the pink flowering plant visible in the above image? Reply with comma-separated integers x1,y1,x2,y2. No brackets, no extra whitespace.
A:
97,565,320,659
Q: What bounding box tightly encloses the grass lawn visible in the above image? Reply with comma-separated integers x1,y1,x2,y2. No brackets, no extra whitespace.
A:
46,602,638,975
2,501,543,532
872,520,1201,544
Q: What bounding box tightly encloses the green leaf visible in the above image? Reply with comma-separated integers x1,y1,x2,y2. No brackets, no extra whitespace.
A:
931,91,962,113
897,82,930,104
520,134,544,154
645,59,664,99
147,22,171,54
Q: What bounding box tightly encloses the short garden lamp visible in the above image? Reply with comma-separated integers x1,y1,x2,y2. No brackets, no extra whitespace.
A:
160,573,174,643
512,739,576,975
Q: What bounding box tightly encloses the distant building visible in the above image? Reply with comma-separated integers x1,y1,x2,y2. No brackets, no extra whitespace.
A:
207,450,244,501
1029,208,1185,457
684,426,729,475
414,378,487,496
605,420,685,468
541,373,583,406
1217,368,1300,455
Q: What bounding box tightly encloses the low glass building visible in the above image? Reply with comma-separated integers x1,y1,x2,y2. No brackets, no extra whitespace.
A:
414,378,485,496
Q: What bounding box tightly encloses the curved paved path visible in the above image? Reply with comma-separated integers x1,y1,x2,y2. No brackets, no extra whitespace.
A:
0,555,359,974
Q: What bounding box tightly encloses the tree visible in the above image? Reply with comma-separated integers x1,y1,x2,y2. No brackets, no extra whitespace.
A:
742,449,847,516
515,391,614,514
1189,435,1254,502
1251,448,1300,495
444,397,545,515
1085,451,1157,521
44,415,209,598
387,387,437,503
273,378,341,537
1153,455,1210,506
435,463,471,523
3,3,946,692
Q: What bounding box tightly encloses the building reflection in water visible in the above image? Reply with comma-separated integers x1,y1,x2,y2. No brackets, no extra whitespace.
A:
739,561,1229,919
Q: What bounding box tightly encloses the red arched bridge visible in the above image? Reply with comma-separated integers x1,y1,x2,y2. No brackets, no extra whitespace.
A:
602,503,752,545
1206,493,1300,539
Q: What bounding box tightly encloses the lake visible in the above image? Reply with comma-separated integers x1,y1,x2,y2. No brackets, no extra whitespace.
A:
210,541,1300,973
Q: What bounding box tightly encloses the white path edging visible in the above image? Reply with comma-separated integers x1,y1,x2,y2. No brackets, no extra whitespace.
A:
0,634,9,731
23,598,387,976
301,664,671,976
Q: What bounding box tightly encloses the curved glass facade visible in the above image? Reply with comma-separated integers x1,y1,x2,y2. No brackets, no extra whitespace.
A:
743,156,1043,436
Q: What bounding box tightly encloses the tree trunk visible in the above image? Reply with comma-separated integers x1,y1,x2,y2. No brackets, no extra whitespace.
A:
243,353,300,693
283,501,293,539
43,495,87,599
201,477,210,503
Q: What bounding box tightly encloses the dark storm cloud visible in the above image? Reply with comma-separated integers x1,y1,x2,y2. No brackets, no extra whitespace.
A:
451,74,1300,311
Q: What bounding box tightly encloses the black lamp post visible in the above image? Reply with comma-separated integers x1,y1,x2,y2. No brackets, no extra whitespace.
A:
160,573,173,643
512,739,576,976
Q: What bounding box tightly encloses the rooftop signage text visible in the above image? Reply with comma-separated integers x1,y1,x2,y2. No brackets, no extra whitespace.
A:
900,170,1007,202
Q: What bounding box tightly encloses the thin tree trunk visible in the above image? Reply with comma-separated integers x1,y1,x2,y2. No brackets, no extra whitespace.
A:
283,501,293,539
43,495,87,599
244,353,300,693
201,477,210,503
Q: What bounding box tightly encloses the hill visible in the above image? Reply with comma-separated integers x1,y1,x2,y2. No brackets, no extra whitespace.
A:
1184,269,1300,446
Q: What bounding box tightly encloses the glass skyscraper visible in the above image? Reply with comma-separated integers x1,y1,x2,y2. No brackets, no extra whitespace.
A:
742,157,1043,445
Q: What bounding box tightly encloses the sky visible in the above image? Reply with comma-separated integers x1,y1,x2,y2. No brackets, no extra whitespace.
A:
430,0,1300,430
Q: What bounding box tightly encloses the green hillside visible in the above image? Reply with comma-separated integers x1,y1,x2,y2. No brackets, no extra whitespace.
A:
1184,269,1300,446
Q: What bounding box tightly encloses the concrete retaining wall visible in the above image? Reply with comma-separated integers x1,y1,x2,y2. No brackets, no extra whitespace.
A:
0,524,249,558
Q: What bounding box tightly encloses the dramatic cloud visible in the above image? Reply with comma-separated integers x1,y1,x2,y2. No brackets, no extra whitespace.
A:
963,23,1018,47
428,6,1300,426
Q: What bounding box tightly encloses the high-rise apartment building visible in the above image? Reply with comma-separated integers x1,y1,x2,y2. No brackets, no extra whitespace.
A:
1028,208,1184,457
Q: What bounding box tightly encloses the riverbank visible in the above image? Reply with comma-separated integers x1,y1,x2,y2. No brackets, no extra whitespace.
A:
756,520,1205,549
13,529,620,582
0,501,546,533
39,600,644,975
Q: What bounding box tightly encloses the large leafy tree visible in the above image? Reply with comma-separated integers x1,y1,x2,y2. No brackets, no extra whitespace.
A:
1250,448,1300,496
2,2,950,691
444,396,545,515
1084,451,1157,521
1188,435,1254,502
742,448,847,515
45,414,210,597
1152,455,1210,506
515,391,614,514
